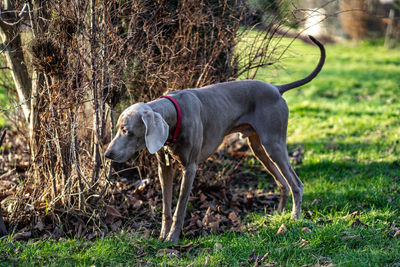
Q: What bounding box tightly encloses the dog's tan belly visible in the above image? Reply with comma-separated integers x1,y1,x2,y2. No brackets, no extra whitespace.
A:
228,123,255,138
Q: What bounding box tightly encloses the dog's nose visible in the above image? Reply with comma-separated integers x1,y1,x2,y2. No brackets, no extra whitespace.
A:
104,150,114,159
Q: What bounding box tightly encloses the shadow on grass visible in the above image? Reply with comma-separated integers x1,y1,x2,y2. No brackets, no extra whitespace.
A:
296,159,400,213
291,105,398,118
290,138,399,156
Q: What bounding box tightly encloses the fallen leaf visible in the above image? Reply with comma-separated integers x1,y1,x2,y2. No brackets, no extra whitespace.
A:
276,223,287,235
105,205,123,224
199,202,211,209
228,211,240,224
156,248,179,258
311,199,322,205
248,249,257,263
202,208,212,226
133,199,143,209
196,219,203,228
0,180,13,188
297,238,308,248
34,201,46,211
214,242,223,250
171,242,198,252
351,218,368,228
317,256,334,266
106,205,122,218
200,192,207,202
231,193,238,203
217,205,228,215
253,251,270,267
343,211,360,219
301,227,312,233
305,210,313,219
393,230,400,238
209,221,220,231
134,248,148,258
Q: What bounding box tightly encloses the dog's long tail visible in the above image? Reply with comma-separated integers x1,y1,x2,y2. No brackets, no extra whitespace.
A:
276,35,325,94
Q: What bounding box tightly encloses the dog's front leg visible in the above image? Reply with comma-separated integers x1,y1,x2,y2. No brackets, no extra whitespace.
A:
156,151,175,240
165,162,197,242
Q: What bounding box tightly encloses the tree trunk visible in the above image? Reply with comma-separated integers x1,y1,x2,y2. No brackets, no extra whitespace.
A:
90,0,101,184
0,1,31,122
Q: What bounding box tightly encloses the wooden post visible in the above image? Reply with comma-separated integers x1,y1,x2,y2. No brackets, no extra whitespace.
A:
384,9,395,49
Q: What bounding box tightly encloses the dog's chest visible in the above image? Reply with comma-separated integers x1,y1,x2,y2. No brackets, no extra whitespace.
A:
163,146,184,165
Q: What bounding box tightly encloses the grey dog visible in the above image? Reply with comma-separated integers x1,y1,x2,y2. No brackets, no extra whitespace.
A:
105,35,325,242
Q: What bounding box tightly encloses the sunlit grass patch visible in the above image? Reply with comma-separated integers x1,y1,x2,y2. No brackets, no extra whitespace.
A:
0,86,8,127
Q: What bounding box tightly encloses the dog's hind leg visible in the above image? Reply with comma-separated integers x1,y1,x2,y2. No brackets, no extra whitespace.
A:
247,133,290,213
249,99,303,219
261,139,303,219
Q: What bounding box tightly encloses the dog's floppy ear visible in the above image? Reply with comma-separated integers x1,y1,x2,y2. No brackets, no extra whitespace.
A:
141,110,169,154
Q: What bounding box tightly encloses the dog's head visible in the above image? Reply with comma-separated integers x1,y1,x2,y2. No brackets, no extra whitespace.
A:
104,103,169,162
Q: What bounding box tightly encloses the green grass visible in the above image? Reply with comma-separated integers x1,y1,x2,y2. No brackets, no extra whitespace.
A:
1,39,400,266
0,85,8,127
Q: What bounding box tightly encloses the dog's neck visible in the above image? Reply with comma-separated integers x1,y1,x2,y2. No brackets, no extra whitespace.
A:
148,98,178,133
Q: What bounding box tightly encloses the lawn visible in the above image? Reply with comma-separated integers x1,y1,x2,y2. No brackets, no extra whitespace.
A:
0,84,8,127
0,39,399,266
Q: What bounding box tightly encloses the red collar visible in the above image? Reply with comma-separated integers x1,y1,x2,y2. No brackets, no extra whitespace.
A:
160,95,181,145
